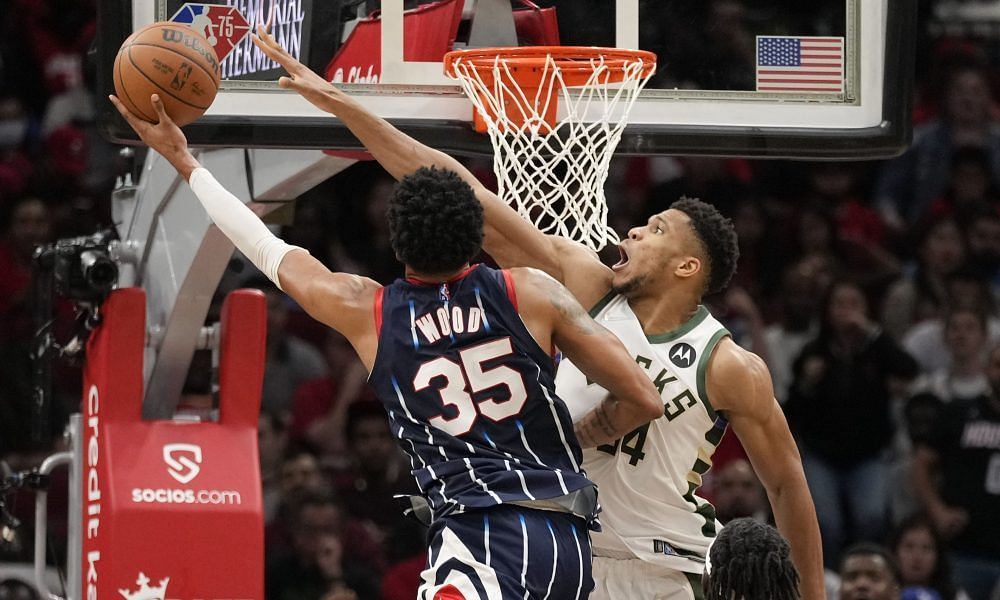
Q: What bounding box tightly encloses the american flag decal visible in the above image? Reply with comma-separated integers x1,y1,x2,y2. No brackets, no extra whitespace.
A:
756,36,844,93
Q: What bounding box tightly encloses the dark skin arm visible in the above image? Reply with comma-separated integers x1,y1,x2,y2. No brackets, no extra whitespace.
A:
509,267,662,447
108,94,381,368
250,27,612,308
708,337,826,600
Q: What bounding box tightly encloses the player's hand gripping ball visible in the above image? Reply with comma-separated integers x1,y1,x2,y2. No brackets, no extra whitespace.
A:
113,22,221,126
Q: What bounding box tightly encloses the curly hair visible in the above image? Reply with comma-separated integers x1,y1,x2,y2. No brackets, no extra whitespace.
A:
388,167,484,274
670,197,739,295
706,518,800,600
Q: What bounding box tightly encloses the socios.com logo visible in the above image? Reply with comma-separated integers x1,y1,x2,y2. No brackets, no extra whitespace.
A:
163,443,202,484
130,488,241,505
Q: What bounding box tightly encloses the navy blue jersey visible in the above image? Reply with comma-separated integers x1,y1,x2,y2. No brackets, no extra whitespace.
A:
369,264,594,521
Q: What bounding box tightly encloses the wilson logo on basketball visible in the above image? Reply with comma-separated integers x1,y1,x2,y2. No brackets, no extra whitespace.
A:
160,28,220,74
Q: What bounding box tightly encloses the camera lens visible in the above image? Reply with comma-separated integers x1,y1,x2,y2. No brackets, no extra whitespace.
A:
79,250,118,292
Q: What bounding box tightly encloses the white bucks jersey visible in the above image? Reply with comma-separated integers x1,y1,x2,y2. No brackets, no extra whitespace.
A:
556,294,730,573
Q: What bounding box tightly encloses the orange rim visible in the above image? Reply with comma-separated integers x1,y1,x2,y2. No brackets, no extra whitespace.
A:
443,46,657,82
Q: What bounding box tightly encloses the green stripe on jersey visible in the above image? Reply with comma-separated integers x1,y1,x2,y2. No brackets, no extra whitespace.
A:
588,290,617,317
682,417,730,539
646,305,711,344
695,328,730,421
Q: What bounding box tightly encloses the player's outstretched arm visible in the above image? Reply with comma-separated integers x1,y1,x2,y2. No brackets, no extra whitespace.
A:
708,339,826,600
250,27,612,308
109,94,380,367
512,268,661,447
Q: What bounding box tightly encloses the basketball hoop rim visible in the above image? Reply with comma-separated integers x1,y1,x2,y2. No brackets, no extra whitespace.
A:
443,46,657,79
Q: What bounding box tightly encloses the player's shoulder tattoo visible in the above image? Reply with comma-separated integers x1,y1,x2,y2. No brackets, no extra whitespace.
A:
519,267,602,336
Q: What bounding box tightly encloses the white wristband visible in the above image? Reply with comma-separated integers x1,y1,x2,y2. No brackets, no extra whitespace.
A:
188,167,305,290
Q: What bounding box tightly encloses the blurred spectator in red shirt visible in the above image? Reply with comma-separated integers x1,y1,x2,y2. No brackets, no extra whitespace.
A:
290,330,376,459
17,0,95,97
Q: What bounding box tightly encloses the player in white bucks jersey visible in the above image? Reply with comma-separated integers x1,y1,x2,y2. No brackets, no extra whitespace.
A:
256,40,828,600
556,299,731,581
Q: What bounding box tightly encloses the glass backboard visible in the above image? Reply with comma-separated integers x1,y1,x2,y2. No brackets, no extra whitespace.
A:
97,0,916,159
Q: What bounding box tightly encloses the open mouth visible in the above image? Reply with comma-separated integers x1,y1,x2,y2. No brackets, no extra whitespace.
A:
612,244,630,271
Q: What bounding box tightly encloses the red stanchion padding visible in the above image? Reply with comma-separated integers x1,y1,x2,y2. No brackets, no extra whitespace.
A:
82,289,265,600
83,287,146,424
218,288,266,428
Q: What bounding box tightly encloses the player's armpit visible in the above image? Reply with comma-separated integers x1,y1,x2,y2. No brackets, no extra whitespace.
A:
513,267,661,444
709,340,827,600
277,251,381,368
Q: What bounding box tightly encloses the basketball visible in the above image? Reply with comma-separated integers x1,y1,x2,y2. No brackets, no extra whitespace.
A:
113,22,221,127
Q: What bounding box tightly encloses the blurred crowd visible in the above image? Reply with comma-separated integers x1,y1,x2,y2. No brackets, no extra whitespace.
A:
3,1,1000,599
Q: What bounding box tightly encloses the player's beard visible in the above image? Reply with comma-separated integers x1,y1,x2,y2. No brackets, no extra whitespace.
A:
612,273,648,298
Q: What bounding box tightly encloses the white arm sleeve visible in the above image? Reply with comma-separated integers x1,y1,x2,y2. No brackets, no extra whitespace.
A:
188,167,305,291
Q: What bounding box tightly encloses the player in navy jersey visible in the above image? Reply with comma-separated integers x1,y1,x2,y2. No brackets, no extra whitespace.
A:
110,94,663,600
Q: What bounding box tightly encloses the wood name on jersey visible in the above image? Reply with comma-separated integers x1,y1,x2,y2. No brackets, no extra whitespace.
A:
415,305,487,345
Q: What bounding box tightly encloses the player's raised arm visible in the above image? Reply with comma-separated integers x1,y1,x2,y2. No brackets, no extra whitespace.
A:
109,94,380,367
511,268,661,447
708,339,826,600
250,27,611,306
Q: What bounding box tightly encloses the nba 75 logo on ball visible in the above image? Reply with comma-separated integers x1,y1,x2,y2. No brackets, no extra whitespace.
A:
170,3,251,61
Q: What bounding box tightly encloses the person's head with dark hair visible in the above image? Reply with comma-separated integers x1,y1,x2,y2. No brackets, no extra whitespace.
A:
943,306,989,368
818,279,872,343
912,217,964,279
290,491,343,564
345,400,395,474
948,146,997,208
387,166,483,276
712,459,767,523
280,445,326,501
703,517,800,600
888,514,957,600
613,197,738,300
839,543,901,600
943,63,993,128
671,197,739,295
2,196,51,261
964,207,1000,277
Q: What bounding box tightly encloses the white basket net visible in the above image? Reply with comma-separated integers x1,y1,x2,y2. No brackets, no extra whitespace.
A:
447,50,655,251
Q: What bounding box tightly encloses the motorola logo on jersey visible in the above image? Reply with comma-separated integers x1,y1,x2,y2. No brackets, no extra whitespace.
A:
669,343,697,368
